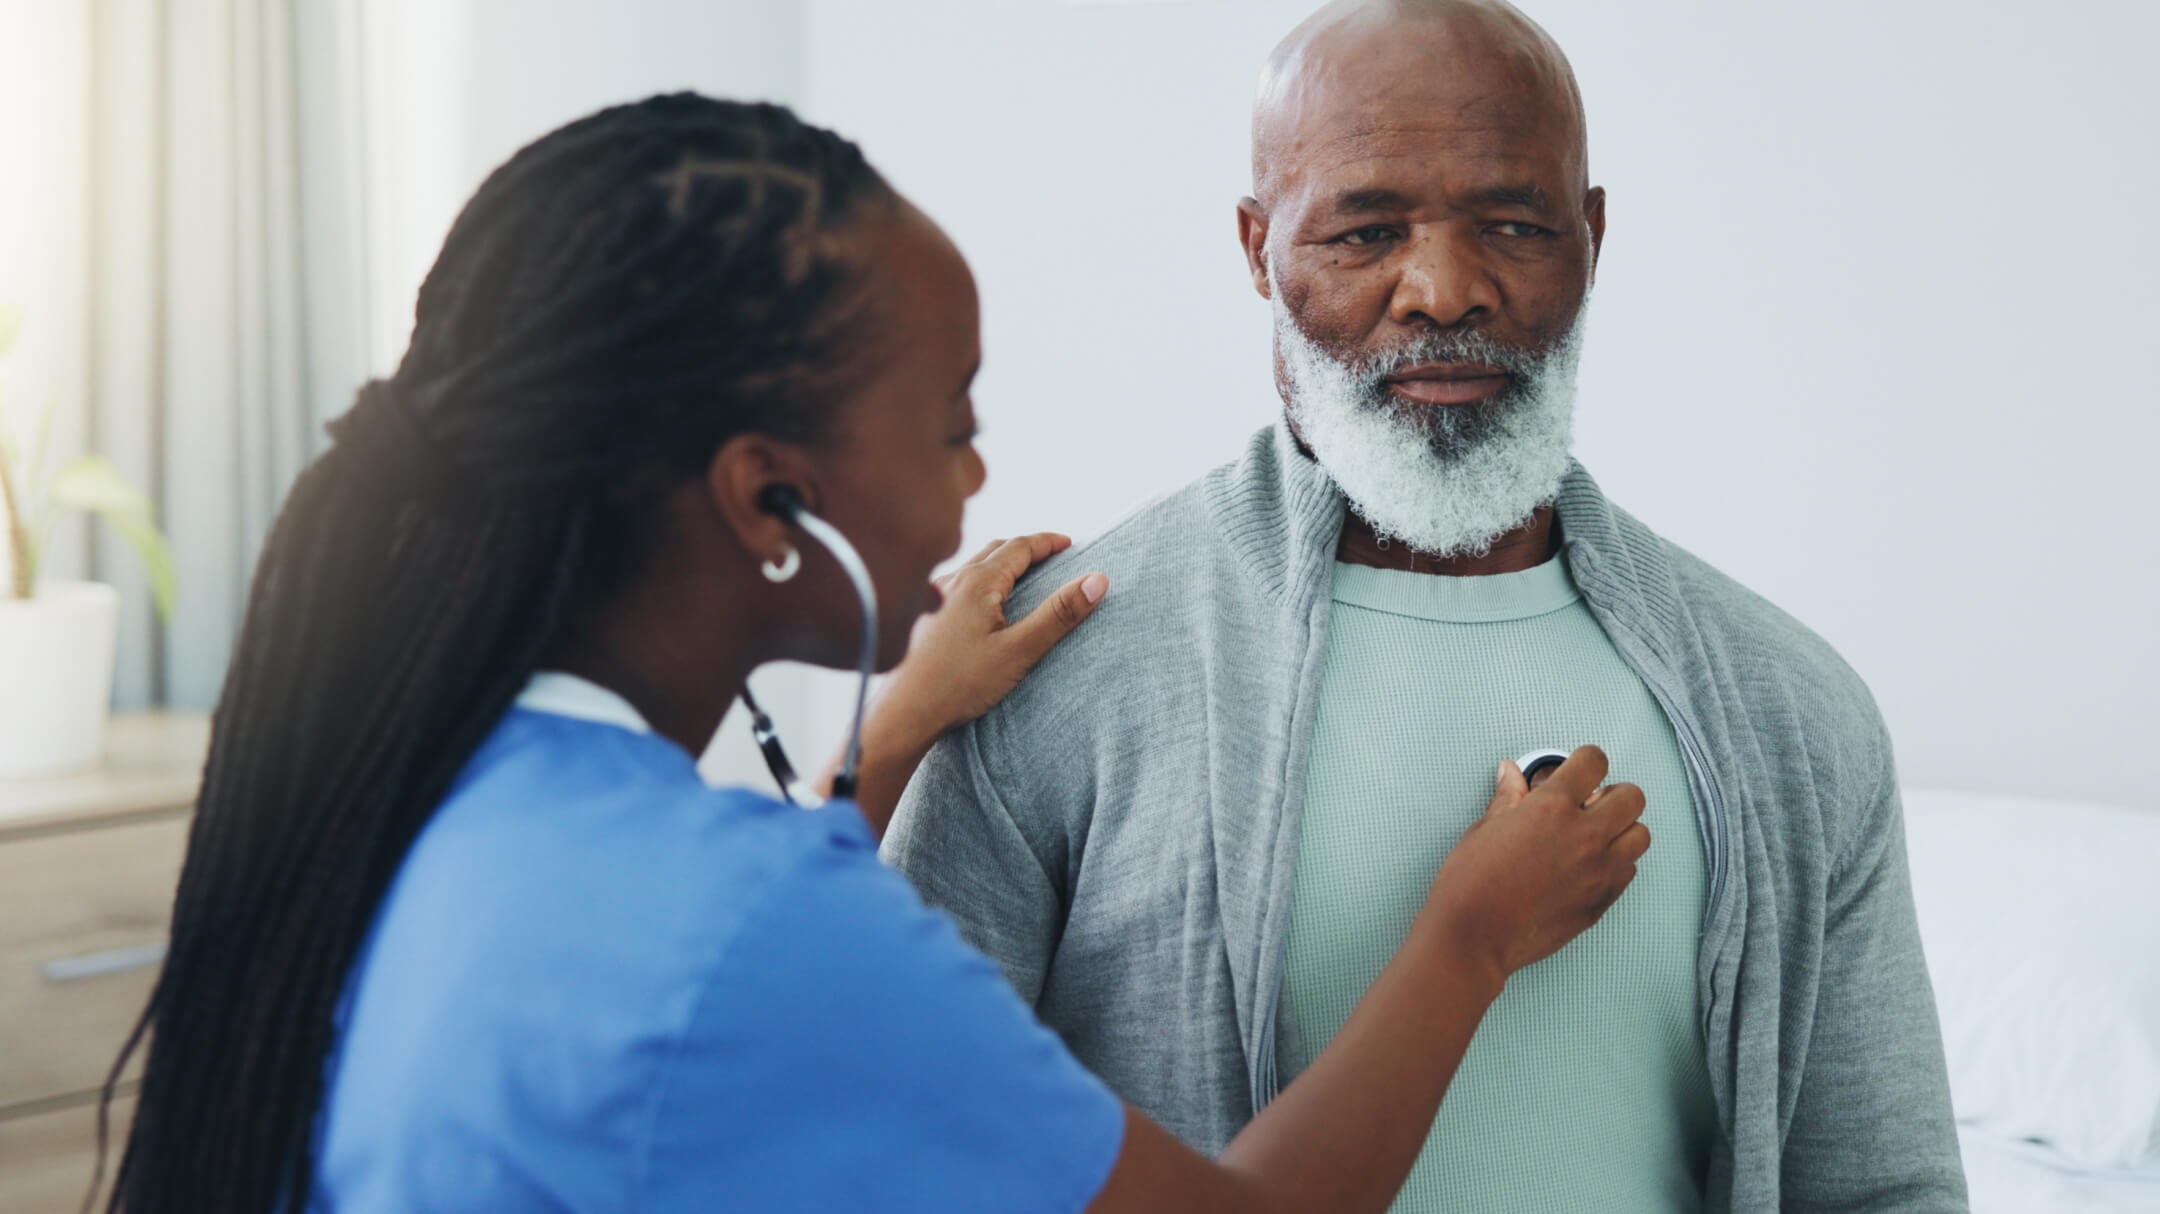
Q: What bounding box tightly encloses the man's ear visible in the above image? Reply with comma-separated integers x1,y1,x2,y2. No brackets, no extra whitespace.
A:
1236,197,1273,300
1584,186,1607,283
705,433,824,567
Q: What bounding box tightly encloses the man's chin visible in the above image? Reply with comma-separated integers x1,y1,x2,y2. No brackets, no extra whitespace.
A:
1309,425,1571,557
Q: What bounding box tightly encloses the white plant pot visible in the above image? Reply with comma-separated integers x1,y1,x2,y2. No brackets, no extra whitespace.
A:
0,580,121,776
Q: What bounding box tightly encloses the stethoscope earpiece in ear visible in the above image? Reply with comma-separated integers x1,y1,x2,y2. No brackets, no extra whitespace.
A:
758,483,807,520
758,485,808,582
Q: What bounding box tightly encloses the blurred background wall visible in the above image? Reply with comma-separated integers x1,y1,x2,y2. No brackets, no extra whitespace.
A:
4,0,2154,808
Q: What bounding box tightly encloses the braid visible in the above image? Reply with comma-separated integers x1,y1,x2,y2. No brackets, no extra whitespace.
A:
94,95,891,1214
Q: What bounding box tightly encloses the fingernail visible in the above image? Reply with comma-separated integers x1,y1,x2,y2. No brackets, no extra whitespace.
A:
1081,573,1108,604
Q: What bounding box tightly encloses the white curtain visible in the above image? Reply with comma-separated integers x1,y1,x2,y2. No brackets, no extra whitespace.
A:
85,0,376,708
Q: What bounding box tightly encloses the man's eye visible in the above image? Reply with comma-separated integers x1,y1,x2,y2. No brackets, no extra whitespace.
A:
1491,222,1548,238
1337,226,1396,246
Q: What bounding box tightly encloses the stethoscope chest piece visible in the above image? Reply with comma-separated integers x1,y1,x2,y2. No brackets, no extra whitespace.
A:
1515,748,1573,785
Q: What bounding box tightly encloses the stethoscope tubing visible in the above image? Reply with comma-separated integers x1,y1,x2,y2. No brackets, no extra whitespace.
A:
789,509,878,801
745,503,879,809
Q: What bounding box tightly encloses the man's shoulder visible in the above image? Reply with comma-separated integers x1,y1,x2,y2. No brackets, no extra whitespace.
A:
1576,492,1904,871
1004,425,1287,619
1563,468,1881,737
971,438,1299,766
1006,478,1214,612
1634,529,1898,830
1659,539,1881,729
982,484,1223,746
999,442,1282,675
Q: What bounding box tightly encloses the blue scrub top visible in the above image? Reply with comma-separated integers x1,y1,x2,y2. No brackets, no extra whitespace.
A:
310,676,1124,1212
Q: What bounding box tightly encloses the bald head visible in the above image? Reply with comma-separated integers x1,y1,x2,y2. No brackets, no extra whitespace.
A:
1252,0,1588,204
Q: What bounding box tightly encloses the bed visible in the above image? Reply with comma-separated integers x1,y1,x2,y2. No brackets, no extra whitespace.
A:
1959,1129,2160,1212
1904,787,2160,1212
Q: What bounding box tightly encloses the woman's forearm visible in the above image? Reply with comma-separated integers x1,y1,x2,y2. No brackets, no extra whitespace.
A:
1217,914,1504,1212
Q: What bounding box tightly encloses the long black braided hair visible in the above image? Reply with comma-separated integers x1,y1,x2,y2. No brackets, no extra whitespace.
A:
94,94,893,1214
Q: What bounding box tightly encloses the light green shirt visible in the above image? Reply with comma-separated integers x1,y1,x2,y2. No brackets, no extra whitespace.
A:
1284,556,1716,1213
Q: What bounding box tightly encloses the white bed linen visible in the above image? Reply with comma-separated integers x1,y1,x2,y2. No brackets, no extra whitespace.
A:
1903,787,2160,1168
1962,1128,2160,1213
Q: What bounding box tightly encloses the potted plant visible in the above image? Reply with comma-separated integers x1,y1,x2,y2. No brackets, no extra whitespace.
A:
0,304,176,775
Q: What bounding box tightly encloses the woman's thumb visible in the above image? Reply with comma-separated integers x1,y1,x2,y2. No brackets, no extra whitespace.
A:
1011,571,1108,662
1483,759,1529,819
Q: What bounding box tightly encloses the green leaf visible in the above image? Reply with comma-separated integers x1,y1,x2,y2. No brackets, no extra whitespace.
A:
15,400,61,564
51,454,154,517
101,506,178,621
51,454,177,620
0,441,30,599
19,526,40,596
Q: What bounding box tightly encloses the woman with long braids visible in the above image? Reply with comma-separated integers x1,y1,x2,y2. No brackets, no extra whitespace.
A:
99,94,1649,1213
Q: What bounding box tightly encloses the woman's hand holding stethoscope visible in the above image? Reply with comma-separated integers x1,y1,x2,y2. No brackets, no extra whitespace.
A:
822,532,1109,836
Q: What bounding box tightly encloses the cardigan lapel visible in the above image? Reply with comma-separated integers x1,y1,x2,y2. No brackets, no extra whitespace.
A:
1200,425,1346,1107
1554,461,1748,1140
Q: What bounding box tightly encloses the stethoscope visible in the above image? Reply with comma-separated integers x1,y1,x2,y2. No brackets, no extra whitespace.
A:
740,485,877,808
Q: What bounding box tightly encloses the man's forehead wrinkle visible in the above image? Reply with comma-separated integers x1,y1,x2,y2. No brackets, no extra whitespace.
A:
1268,105,1569,209
1310,96,1566,149
1309,129,1539,175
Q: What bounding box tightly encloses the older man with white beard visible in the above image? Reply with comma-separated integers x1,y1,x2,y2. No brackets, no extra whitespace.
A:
884,1,1967,1210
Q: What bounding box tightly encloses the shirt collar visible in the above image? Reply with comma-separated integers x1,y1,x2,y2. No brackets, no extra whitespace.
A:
514,671,654,735
1330,553,1580,623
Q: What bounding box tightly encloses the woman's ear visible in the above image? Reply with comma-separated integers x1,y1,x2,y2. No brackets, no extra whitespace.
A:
705,433,824,566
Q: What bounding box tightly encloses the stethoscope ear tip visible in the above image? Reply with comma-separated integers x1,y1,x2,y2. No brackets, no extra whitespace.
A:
758,483,807,520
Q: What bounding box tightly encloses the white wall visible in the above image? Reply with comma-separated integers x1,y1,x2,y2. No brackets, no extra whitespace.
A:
364,0,807,374
799,0,2160,812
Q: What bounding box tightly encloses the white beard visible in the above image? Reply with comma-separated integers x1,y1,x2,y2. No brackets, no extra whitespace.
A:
1274,288,1590,559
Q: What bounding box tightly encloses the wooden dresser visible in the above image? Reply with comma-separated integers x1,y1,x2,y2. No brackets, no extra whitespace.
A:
0,715,209,1213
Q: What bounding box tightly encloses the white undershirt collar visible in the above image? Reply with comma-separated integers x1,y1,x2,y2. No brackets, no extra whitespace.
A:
514,671,654,735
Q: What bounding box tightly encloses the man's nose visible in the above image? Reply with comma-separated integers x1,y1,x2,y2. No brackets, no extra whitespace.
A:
1386,227,1500,330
